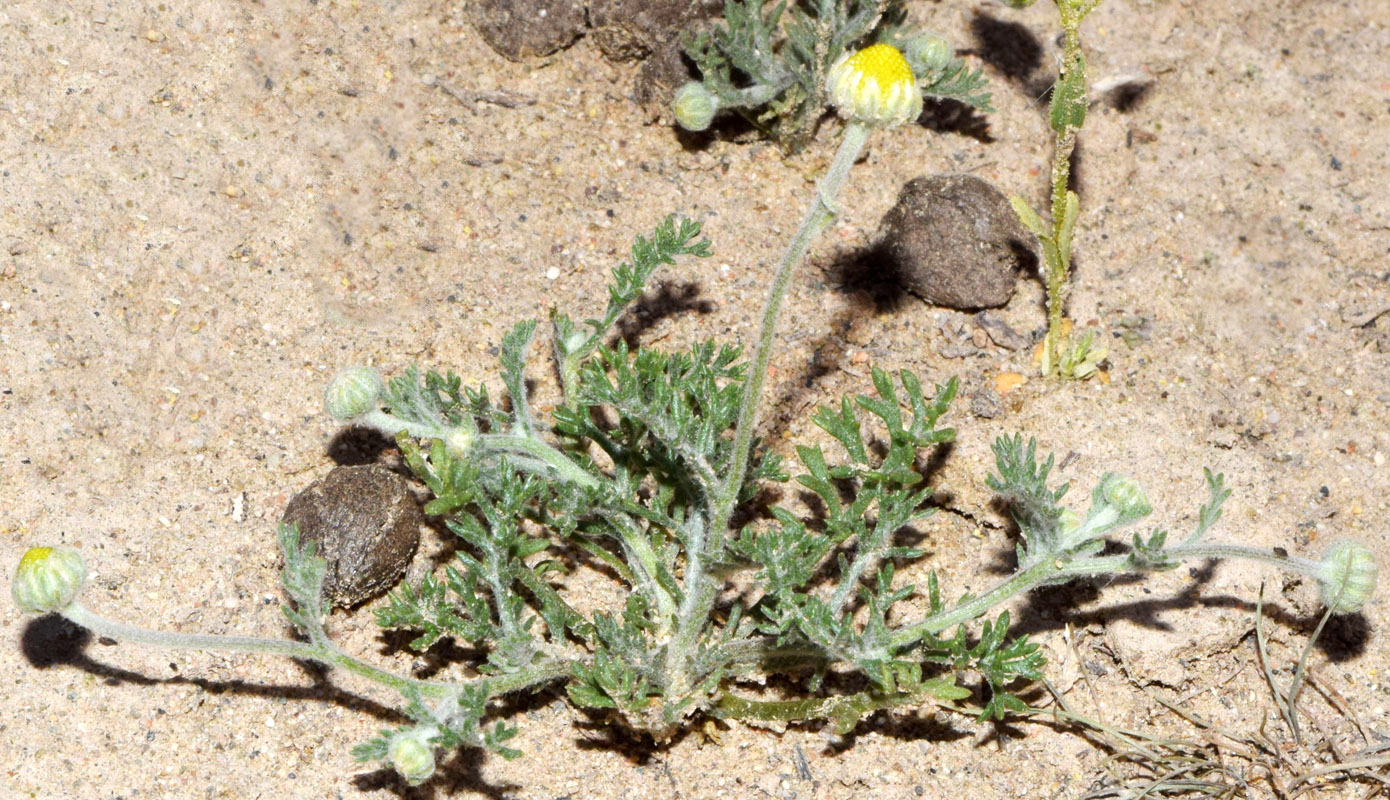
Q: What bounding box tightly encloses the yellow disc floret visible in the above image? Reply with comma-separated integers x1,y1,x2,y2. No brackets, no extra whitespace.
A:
827,43,923,128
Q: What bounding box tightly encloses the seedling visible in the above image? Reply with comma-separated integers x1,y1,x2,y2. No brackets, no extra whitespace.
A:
1007,0,1108,378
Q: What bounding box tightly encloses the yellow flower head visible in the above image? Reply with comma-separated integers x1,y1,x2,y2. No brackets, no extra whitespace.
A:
827,43,923,128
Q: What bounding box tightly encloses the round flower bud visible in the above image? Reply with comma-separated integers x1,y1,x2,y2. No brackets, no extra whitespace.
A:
13,546,87,614
902,33,953,77
672,82,719,132
388,730,436,786
324,366,384,420
827,43,923,128
1098,473,1152,521
1318,539,1378,614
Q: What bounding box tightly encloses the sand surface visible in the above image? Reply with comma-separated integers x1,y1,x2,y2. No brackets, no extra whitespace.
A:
4,1,1390,797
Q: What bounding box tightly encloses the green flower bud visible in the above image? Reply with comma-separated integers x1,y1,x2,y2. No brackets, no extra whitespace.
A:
1318,539,1378,614
13,546,87,614
1098,473,1152,521
672,82,719,132
388,730,436,786
324,366,384,420
827,43,923,129
902,33,953,77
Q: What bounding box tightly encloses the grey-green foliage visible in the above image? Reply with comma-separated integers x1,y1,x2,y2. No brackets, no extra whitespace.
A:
326,216,1268,773
681,0,990,150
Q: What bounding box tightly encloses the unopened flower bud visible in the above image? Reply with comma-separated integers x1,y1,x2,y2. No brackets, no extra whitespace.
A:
13,546,87,614
1318,539,1378,614
902,33,953,76
388,730,436,786
324,366,384,420
672,82,719,132
827,43,923,128
1098,474,1152,521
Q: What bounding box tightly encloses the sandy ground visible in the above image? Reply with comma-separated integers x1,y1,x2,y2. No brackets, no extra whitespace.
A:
4,0,1390,797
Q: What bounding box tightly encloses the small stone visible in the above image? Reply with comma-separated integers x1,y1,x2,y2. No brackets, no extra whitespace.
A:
970,385,1005,418
468,0,586,61
878,174,1038,310
281,465,422,608
995,371,1027,395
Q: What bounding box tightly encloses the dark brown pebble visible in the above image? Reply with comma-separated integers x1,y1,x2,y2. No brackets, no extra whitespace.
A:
281,465,422,608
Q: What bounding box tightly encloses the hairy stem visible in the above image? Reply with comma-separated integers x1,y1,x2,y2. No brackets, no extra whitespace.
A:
889,537,1329,652
60,603,577,703
478,433,599,489
62,602,456,699
669,121,874,689
712,119,872,543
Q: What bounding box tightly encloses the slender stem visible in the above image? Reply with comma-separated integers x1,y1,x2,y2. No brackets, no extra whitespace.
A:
1043,128,1074,373
668,121,874,687
1165,543,1322,576
62,602,456,699
602,510,679,627
890,560,1055,648
60,603,577,703
712,120,872,540
1054,543,1324,581
890,540,1327,651
478,433,599,489
359,409,447,441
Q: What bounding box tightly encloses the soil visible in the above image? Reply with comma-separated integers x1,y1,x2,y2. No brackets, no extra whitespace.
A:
4,1,1389,798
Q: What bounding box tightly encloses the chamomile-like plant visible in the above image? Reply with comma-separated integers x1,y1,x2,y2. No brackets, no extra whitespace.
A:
14,42,1378,789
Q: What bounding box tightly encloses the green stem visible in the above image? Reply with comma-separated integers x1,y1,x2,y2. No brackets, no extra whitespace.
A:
711,119,872,542
1043,128,1074,373
890,559,1056,648
889,540,1326,651
60,603,576,703
478,433,599,489
62,602,456,699
602,510,679,627
1090,542,1324,579
359,409,448,442
557,351,582,412
669,121,874,687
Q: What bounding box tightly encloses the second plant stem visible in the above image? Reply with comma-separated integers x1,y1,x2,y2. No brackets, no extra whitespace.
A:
668,120,874,688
